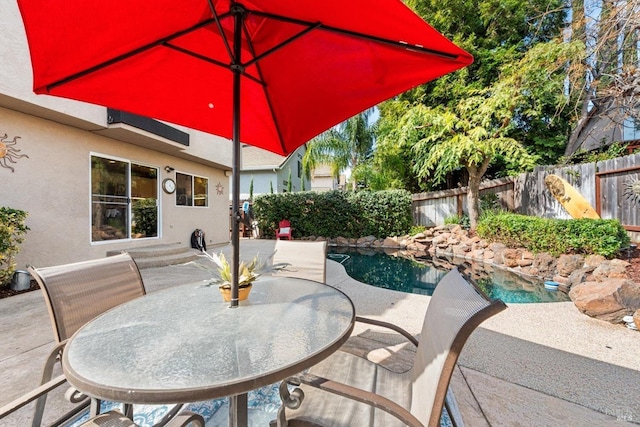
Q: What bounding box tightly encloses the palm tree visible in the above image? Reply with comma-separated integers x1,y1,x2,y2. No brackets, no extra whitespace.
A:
303,108,377,190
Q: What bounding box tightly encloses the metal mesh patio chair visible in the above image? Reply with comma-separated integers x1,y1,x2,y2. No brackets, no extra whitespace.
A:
28,253,147,426
272,240,327,283
273,268,507,427
79,409,205,426
0,374,205,427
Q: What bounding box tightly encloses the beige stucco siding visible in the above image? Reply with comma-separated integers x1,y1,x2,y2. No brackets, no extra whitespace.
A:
1,106,229,268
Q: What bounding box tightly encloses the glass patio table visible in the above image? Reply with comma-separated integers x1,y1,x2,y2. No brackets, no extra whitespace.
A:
61,276,355,427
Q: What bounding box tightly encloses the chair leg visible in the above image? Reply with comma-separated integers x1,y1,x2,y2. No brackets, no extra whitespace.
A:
90,398,102,418
32,342,65,427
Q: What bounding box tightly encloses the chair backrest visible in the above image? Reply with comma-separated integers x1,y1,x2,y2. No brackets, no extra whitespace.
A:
29,253,146,343
278,219,290,229
276,219,292,239
409,268,506,426
272,240,327,283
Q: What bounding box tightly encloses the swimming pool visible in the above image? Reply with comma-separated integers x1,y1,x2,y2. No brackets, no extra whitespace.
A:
328,248,570,303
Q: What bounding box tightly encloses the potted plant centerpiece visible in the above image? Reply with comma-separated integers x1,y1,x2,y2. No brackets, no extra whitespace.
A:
200,251,262,302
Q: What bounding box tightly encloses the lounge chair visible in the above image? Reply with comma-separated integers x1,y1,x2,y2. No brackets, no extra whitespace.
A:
273,268,506,427
272,240,327,283
276,219,293,240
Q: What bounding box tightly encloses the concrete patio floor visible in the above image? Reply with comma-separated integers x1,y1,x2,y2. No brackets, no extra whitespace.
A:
1,238,639,426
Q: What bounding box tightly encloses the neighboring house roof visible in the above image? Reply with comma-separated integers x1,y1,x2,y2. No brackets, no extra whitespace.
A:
241,145,303,170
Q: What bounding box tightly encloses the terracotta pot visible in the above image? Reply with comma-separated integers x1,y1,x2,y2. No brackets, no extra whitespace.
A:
219,283,252,302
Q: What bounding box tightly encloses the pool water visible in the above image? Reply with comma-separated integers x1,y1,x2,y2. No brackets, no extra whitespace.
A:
328,249,570,304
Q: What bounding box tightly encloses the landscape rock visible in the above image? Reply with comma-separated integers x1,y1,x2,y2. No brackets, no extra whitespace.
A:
532,253,557,279
469,249,485,260
552,275,570,285
452,244,471,256
329,226,637,326
566,267,593,290
501,248,521,268
569,279,640,322
356,235,376,247
592,260,630,281
335,236,350,246
517,258,534,267
382,237,399,247
585,254,606,269
556,254,585,276
407,241,428,252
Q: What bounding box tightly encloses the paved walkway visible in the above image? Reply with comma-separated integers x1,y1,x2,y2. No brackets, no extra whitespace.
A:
2,239,639,426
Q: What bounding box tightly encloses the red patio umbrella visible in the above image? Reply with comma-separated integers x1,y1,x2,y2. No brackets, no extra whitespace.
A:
17,0,472,307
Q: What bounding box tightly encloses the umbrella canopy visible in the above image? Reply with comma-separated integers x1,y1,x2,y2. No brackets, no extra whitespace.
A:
17,0,472,306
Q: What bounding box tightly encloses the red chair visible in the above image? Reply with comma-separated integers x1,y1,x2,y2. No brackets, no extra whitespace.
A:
276,219,292,240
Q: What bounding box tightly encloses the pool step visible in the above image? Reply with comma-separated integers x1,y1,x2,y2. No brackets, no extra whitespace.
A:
106,243,201,269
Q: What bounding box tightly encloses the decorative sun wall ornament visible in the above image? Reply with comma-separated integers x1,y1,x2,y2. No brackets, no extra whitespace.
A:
623,176,640,204
215,182,224,195
0,133,29,173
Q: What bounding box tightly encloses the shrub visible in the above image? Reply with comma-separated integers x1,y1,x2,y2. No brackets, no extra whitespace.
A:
253,190,412,239
444,214,470,229
476,212,629,258
409,225,427,236
0,207,29,285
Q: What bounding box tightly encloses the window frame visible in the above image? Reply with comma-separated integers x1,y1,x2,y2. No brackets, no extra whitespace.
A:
175,171,209,208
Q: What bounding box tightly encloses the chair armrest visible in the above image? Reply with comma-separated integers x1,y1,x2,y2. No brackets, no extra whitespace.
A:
282,372,424,427
355,316,419,347
0,375,67,418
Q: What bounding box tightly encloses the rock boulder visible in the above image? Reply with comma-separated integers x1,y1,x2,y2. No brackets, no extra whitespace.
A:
556,254,584,277
569,279,640,323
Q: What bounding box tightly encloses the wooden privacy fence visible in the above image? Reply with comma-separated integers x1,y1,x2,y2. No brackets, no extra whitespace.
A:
412,152,640,242
412,177,515,227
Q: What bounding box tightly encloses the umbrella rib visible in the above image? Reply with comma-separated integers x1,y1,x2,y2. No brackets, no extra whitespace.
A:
249,9,460,61
43,15,234,91
163,43,265,87
239,18,288,153
207,0,234,63
242,22,321,70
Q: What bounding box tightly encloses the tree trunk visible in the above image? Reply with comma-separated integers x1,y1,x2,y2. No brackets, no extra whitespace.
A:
467,172,482,230
466,158,491,230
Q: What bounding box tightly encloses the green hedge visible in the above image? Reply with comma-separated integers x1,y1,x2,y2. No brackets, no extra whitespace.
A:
476,212,630,258
0,207,29,285
252,190,412,239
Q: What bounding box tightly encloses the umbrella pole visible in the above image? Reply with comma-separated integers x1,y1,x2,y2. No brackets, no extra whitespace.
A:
230,5,244,309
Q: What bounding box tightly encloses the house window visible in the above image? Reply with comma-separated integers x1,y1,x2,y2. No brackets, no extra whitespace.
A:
176,172,208,207
91,155,158,242
297,160,302,178
623,117,640,141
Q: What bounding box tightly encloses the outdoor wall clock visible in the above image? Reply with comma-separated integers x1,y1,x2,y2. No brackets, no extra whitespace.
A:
162,178,176,194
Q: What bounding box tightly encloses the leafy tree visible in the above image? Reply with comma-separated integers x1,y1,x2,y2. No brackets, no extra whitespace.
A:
563,0,640,155
303,109,377,190
410,104,535,229
407,46,565,229
375,0,568,190
249,177,254,200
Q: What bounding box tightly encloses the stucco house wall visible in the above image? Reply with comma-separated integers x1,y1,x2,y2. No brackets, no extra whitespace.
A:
238,146,309,199
1,0,233,268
